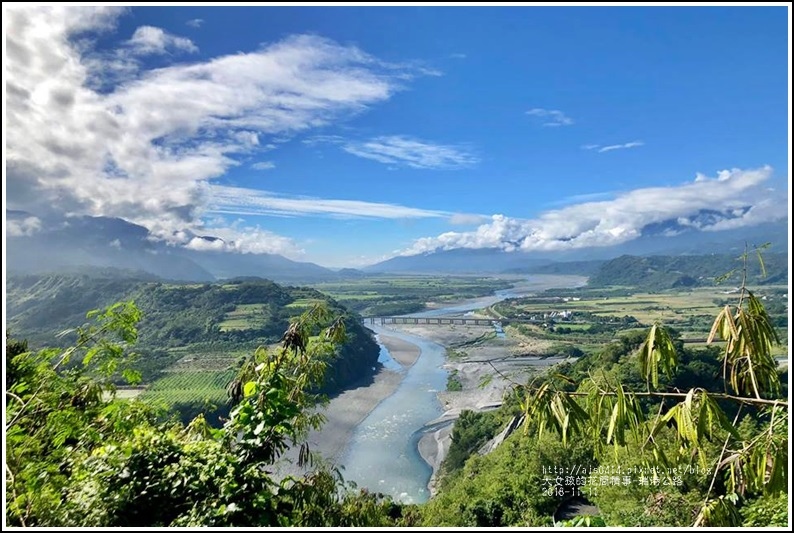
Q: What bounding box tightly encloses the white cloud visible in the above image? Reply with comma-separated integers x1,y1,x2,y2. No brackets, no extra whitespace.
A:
126,25,198,55
207,185,448,220
449,213,489,225
185,237,226,252
584,141,644,153
5,7,423,255
342,135,478,170
7,216,43,237
174,223,303,257
402,167,786,255
526,108,574,127
550,191,617,206
251,161,276,170
186,18,204,28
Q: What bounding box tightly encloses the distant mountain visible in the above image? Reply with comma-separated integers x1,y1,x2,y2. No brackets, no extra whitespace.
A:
6,213,342,284
6,215,216,282
364,221,789,274
364,248,551,274
336,268,368,278
588,252,789,290
506,260,606,276
182,249,335,283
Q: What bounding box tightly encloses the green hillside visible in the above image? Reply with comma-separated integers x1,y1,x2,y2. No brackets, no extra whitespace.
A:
6,270,380,423
588,252,788,290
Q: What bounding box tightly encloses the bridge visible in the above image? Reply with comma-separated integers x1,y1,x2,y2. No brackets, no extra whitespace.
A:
363,316,500,326
361,316,563,326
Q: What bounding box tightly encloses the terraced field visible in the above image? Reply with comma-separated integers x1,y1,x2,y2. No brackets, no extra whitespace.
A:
218,303,267,331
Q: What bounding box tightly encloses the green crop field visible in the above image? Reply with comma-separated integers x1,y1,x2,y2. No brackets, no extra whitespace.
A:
218,303,266,331
164,349,246,372
285,298,325,309
310,275,514,315
501,286,785,324
140,369,236,407
494,283,789,355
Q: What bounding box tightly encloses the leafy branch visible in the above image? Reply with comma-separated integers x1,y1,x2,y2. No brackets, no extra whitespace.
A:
518,244,786,526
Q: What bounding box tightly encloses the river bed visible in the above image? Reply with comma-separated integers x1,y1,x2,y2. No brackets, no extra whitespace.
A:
338,274,587,503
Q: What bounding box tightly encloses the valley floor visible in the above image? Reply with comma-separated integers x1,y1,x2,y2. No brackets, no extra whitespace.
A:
277,310,574,495
377,321,570,495
275,334,421,479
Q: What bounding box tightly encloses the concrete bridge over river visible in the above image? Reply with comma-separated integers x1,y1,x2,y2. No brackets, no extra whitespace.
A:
361,316,544,326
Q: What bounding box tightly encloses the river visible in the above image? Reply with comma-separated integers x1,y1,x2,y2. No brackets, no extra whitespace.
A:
339,275,587,504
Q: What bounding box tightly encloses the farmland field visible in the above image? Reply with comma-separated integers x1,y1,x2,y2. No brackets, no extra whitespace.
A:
493,284,789,356
285,298,326,309
164,348,248,372
311,275,513,315
218,303,268,331
140,369,236,407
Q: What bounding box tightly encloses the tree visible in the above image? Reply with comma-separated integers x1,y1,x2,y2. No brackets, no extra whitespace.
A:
5,302,397,526
520,245,787,526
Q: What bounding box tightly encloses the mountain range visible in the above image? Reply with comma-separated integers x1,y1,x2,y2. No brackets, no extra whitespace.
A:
6,212,350,283
6,211,788,281
365,219,789,274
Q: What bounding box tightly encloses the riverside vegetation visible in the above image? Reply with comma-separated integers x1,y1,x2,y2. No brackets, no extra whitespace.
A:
4,249,788,526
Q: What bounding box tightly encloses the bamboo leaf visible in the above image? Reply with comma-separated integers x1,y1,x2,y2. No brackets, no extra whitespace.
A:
707,307,727,344
754,243,770,278
607,400,619,445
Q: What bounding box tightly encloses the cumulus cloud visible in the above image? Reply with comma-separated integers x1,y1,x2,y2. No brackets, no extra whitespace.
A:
584,141,644,153
342,135,478,170
178,224,303,257
126,25,198,55
402,167,786,255
5,7,421,255
207,185,448,220
526,108,574,127
7,215,43,237
186,18,204,28
251,161,276,170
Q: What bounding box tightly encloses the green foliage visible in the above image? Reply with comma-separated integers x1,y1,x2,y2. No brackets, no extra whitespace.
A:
588,252,788,290
443,409,502,475
740,492,788,526
707,292,780,398
516,246,787,526
6,274,381,402
6,301,157,525
557,515,607,527
446,369,463,392
637,323,678,390
5,332,29,389
421,433,594,526
584,429,715,526
5,301,399,527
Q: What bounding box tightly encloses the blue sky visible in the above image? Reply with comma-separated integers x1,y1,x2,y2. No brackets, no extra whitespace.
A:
5,5,790,267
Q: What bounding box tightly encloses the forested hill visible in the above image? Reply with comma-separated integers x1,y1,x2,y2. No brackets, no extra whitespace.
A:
587,252,788,290
6,270,380,394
